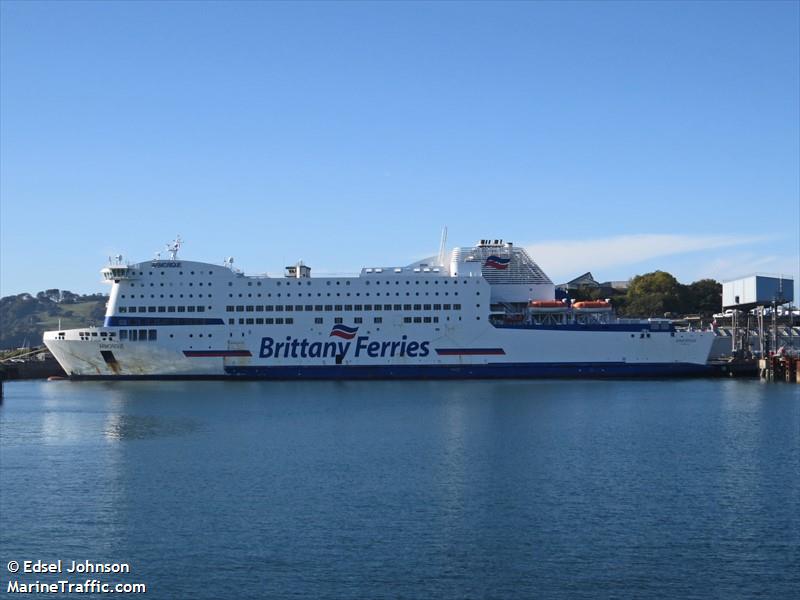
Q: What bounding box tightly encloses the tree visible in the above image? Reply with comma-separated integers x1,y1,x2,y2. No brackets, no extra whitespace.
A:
60,290,78,304
44,289,61,302
686,279,721,316
623,271,684,317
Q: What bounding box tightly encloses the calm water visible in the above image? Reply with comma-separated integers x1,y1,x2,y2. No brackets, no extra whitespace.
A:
1,379,798,599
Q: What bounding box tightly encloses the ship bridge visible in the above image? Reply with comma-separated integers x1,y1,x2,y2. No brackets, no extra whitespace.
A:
101,256,139,282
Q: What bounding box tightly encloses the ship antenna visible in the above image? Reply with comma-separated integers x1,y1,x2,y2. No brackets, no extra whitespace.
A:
167,235,183,260
438,226,448,266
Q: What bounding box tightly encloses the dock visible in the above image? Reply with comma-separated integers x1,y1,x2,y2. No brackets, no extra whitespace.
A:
759,356,800,383
0,346,66,381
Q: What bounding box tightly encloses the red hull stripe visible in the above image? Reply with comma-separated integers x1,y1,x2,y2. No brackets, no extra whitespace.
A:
329,331,357,340
435,348,506,356
183,350,252,357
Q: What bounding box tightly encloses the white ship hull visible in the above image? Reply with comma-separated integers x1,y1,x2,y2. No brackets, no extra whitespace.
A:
45,325,714,379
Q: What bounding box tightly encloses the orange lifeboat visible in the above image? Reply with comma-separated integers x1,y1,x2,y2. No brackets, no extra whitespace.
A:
573,300,612,311
528,300,567,313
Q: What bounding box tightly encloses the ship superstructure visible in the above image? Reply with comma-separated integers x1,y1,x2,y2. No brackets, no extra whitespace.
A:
43,238,715,378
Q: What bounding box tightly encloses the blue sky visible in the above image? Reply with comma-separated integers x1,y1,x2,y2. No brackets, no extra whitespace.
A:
1,1,798,296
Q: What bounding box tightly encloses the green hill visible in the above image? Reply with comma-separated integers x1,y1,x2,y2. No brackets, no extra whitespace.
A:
0,290,107,349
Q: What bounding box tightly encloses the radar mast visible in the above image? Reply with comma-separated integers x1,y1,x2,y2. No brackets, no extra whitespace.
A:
166,236,183,260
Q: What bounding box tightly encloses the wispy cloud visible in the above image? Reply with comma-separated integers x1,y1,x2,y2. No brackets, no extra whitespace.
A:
690,252,800,282
524,233,770,282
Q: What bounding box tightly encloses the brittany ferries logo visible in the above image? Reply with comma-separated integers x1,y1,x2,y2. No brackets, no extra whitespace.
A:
259,324,430,360
484,255,510,270
329,324,358,340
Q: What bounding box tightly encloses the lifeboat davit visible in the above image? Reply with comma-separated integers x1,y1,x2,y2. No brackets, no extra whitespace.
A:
528,300,567,313
572,300,612,312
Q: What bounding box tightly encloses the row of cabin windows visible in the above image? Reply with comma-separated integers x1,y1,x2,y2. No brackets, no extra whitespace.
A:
227,291,464,299
117,270,212,281
332,317,387,324
230,318,295,325
129,282,212,287
132,272,479,286
121,270,214,276
234,278,475,287
147,270,214,276
225,303,462,313
120,294,211,299
226,316,442,326
79,331,116,340
118,329,158,341
119,306,208,313
403,317,441,324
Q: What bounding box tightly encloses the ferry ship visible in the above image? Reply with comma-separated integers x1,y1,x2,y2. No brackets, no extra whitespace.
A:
43,237,715,379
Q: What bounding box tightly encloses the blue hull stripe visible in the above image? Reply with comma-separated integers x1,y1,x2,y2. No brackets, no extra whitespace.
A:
221,362,711,379
494,323,674,332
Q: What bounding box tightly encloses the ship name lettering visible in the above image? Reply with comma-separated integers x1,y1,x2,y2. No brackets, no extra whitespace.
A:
354,336,429,358
259,335,430,360
259,337,348,360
